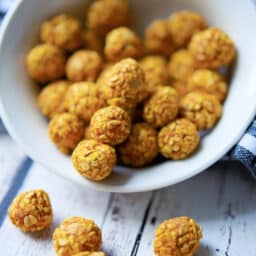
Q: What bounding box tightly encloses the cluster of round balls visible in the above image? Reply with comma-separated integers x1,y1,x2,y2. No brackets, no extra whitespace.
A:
8,189,202,256
26,0,236,182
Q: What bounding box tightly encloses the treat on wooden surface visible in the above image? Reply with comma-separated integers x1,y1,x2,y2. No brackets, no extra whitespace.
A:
154,216,202,256
158,118,200,160
37,80,70,118
89,106,131,146
40,14,83,51
8,189,53,232
139,55,169,94
72,139,116,181
180,91,222,131
87,0,131,36
143,86,179,128
189,27,236,68
26,44,66,84
53,217,102,256
48,113,84,154
119,123,158,167
66,50,103,82
168,11,207,48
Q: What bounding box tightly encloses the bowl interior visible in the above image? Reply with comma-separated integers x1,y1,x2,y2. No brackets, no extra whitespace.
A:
1,0,256,192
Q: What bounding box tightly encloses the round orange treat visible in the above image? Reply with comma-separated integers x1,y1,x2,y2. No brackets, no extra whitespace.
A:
180,92,222,131
66,50,103,82
187,69,228,102
168,49,196,81
168,11,207,47
53,217,102,256
145,19,175,57
48,113,84,154
83,29,104,54
119,123,158,167
72,140,116,181
87,0,131,37
105,27,144,62
154,216,202,256
189,27,236,69
8,190,53,232
143,86,179,128
90,106,131,146
158,118,200,160
139,55,169,94
26,44,66,84
40,14,83,51
99,58,146,110
64,82,105,123
37,80,70,118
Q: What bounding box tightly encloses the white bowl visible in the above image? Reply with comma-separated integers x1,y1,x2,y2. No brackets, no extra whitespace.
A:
1,0,256,193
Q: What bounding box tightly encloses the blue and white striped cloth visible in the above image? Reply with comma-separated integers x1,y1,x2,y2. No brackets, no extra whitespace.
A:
1,0,256,178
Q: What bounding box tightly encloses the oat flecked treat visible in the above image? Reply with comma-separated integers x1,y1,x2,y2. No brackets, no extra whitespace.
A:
158,118,200,160
145,20,175,57
83,29,104,54
87,0,131,37
187,69,228,103
180,92,222,131
37,80,70,118
168,49,196,81
143,86,179,128
66,50,103,82
72,140,116,181
26,44,66,84
139,55,169,94
90,106,131,146
189,27,236,69
40,14,83,51
99,58,146,110
73,253,106,256
168,11,207,48
53,217,102,256
48,113,84,154
154,216,202,256
63,82,105,123
105,27,144,62
8,190,53,232
119,123,158,167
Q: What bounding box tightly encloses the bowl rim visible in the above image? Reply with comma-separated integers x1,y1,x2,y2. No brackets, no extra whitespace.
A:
1,0,256,193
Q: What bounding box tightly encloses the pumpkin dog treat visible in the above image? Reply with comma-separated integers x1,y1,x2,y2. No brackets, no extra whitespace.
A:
90,106,131,146
139,55,169,94
8,190,53,232
99,58,146,110
168,49,196,81
72,140,116,181
189,27,236,69
180,92,222,131
87,0,131,37
48,113,84,154
53,217,102,256
26,44,66,84
105,27,144,62
187,69,228,103
154,216,202,256
145,19,175,57
168,11,207,48
158,118,200,160
119,123,158,167
143,86,179,128
37,80,70,118
40,14,83,52
73,253,106,256
64,82,105,123
66,50,103,82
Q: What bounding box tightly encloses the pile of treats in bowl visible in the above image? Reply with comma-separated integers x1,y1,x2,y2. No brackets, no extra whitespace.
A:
26,0,236,182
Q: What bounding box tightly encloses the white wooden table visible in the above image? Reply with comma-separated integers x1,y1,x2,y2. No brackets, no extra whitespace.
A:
1,133,256,256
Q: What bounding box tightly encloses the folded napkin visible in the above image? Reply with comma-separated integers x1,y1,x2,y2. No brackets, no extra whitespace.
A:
0,0,256,177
